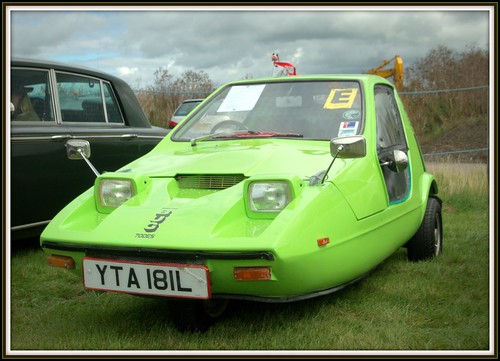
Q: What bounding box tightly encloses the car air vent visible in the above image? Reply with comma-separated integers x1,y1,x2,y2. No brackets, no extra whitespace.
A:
175,174,246,189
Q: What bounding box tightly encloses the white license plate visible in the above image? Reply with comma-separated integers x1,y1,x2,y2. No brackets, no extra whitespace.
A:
82,257,210,299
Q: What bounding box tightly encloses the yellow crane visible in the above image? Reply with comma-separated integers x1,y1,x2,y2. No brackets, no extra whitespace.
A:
365,55,404,91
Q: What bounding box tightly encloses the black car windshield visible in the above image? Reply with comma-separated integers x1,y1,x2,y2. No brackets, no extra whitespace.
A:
172,80,363,141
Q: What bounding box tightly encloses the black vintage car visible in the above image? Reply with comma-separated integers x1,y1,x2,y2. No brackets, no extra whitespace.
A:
9,58,169,241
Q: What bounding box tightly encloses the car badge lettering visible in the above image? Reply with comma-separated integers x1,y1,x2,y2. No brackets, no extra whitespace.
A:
144,210,173,233
135,208,173,239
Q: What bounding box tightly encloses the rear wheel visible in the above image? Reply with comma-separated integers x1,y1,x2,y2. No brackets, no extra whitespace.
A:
407,196,443,262
168,299,229,332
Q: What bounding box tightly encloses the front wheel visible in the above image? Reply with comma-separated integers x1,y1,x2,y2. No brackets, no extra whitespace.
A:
168,299,229,332
406,196,443,262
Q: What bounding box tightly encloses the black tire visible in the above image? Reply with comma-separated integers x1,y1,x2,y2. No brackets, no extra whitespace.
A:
168,299,229,332
407,196,443,262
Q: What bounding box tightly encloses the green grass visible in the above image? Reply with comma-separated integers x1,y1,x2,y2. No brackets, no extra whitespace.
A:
7,162,492,355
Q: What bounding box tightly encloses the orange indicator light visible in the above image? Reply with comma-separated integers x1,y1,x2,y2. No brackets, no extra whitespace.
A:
234,267,271,281
47,255,75,269
317,237,330,247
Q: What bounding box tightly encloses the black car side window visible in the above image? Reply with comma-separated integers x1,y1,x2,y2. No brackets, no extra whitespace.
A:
55,72,124,124
11,68,54,122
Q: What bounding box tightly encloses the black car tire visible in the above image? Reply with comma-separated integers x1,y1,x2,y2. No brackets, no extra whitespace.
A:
168,299,229,332
406,196,443,262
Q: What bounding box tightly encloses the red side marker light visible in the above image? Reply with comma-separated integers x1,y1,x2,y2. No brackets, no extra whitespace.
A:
317,237,330,247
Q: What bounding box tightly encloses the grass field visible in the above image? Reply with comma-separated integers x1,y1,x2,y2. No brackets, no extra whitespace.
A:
6,162,492,356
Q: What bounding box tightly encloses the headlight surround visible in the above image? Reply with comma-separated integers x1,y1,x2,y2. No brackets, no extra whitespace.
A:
98,179,135,208
248,181,291,212
244,176,302,220
94,173,151,214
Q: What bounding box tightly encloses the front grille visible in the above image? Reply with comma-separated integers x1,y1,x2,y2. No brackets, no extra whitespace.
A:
176,174,246,190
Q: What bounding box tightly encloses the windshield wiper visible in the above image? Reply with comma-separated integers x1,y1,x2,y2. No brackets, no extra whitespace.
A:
191,131,259,146
260,132,304,138
190,132,225,146
190,131,303,146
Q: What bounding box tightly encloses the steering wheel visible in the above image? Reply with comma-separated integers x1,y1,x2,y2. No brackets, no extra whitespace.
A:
210,120,249,134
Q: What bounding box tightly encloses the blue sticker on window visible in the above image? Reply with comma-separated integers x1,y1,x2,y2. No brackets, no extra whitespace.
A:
338,121,359,137
342,110,360,120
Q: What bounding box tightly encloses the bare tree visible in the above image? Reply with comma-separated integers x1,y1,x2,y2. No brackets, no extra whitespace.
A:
403,43,488,138
137,69,216,127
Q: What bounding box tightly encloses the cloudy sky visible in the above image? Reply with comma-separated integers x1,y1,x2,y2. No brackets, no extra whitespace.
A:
7,4,492,89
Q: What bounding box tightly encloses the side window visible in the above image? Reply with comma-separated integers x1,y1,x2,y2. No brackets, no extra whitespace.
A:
374,85,409,203
103,82,123,123
11,68,54,122
55,72,124,124
375,87,407,151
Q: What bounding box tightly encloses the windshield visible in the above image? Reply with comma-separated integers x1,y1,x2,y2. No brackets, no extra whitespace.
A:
172,80,363,141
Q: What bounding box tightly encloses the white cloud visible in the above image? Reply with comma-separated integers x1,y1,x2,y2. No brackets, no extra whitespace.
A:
116,66,138,76
7,5,492,87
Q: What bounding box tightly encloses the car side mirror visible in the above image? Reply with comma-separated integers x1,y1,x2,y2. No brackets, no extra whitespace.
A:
65,139,100,177
381,149,408,173
330,135,366,158
66,139,91,160
312,135,367,186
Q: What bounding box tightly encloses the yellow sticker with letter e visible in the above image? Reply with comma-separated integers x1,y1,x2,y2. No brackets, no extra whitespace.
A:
323,88,358,109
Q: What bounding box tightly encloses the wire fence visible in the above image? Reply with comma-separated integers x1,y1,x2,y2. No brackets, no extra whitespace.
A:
134,84,490,162
422,149,489,166
134,90,212,95
399,84,489,162
134,84,489,96
422,148,489,164
399,85,489,95
423,147,489,157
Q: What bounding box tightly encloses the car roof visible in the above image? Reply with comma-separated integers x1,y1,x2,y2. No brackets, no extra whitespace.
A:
223,74,394,87
10,57,126,85
10,57,160,129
